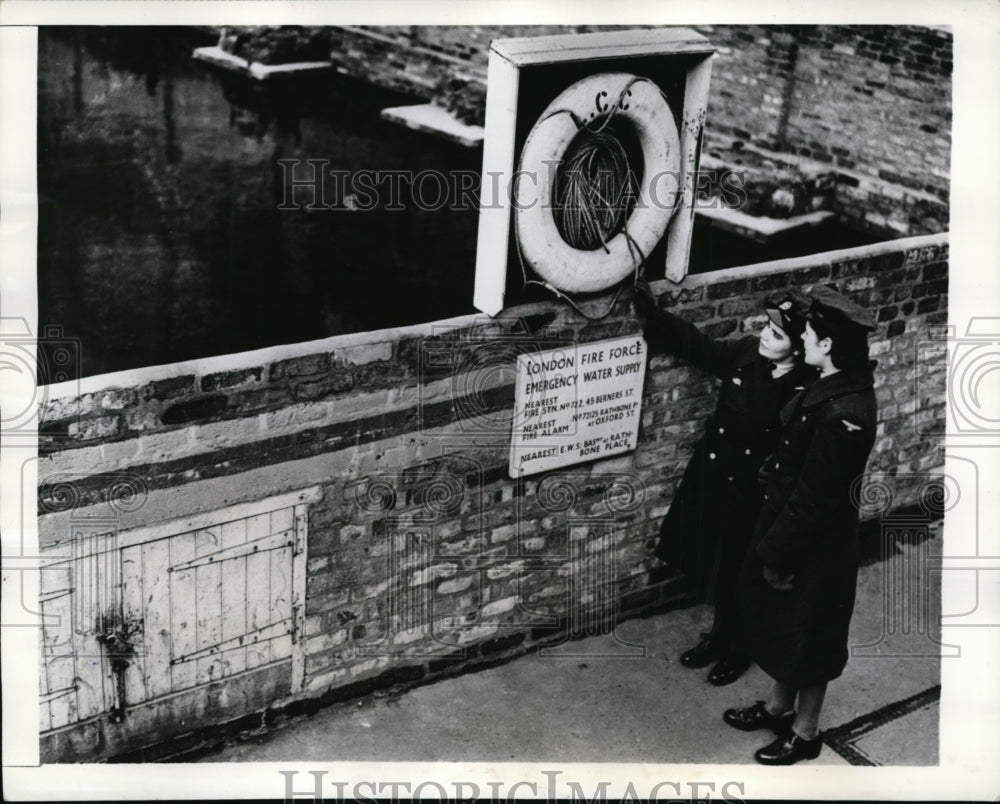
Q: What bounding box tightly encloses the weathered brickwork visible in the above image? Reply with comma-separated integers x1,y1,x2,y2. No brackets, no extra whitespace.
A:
700,25,951,237
700,26,951,197
37,246,947,505
36,234,948,760
319,24,950,235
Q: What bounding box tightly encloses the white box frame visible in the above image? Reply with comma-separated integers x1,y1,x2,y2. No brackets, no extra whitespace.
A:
473,28,715,316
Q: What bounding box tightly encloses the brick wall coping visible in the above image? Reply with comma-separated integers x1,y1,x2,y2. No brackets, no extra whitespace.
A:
35,411,468,539
44,232,947,401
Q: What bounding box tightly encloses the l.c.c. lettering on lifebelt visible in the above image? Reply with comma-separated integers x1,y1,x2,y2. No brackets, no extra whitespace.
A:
514,72,682,295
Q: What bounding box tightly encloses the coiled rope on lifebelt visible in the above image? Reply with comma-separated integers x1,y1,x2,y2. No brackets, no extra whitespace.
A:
515,72,682,304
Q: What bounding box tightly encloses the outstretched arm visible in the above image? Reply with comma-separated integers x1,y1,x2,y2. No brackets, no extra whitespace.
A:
634,279,739,377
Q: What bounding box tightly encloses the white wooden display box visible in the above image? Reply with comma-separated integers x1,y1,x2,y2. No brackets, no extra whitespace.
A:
473,28,715,316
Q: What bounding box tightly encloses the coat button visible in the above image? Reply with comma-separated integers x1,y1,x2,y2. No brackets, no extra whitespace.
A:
709,452,716,460
744,449,751,455
728,476,734,481
784,439,789,445
764,494,769,501
802,415,807,421
718,427,725,434
775,462,780,469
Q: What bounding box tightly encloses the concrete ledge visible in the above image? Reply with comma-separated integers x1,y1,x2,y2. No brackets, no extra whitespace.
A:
38,369,506,484
697,205,836,242
193,46,332,81
665,231,948,289
381,103,484,147
35,404,505,540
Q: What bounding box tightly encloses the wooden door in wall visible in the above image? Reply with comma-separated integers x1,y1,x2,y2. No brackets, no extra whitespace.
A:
38,488,318,734
39,525,119,732
120,501,304,703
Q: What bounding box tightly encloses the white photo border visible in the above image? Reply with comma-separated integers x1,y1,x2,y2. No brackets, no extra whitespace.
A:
2,1,999,800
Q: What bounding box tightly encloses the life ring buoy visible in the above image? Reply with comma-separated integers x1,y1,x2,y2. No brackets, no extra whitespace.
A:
515,72,681,294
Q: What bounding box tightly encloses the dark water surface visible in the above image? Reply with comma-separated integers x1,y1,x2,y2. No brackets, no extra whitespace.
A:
38,28,481,379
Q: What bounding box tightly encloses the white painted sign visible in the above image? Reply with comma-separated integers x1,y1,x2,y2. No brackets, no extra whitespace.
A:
509,336,647,478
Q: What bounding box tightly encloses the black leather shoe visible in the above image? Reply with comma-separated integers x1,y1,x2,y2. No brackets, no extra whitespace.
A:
754,731,823,765
708,654,752,686
679,633,720,668
723,700,795,732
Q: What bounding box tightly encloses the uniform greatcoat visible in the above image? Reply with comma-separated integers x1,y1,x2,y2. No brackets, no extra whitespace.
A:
645,309,813,612
737,368,877,686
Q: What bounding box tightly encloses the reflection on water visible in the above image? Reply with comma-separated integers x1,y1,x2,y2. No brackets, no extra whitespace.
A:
38,28,480,379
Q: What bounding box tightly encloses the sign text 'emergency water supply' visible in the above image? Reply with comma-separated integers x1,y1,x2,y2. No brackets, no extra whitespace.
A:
509,336,648,477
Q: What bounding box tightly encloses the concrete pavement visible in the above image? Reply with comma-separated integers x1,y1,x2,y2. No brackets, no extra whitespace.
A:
197,530,942,766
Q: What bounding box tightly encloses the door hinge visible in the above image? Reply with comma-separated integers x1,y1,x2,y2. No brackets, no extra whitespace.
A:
293,509,307,556
291,603,305,644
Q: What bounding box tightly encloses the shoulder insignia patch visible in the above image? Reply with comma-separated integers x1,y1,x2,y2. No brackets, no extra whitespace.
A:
841,419,862,432
732,377,742,386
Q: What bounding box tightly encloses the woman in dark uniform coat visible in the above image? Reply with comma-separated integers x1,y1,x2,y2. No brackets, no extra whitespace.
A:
635,281,813,686
725,285,878,765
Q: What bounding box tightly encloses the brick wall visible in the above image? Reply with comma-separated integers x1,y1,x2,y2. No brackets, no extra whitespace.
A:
36,233,948,761
321,25,950,235
700,26,951,199
699,25,951,237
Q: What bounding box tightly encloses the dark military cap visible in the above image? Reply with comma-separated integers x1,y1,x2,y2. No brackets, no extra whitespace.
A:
764,287,811,340
806,284,877,334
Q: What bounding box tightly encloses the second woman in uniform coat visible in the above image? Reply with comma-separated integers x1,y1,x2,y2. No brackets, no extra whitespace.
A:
725,285,878,765
635,281,813,686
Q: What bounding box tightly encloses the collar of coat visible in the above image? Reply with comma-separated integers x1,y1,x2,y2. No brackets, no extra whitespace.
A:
798,368,875,409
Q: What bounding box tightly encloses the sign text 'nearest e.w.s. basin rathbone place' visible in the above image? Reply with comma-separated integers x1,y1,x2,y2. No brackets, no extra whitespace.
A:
508,336,648,477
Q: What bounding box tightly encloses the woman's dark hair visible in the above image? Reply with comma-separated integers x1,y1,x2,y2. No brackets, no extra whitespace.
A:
808,316,871,372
